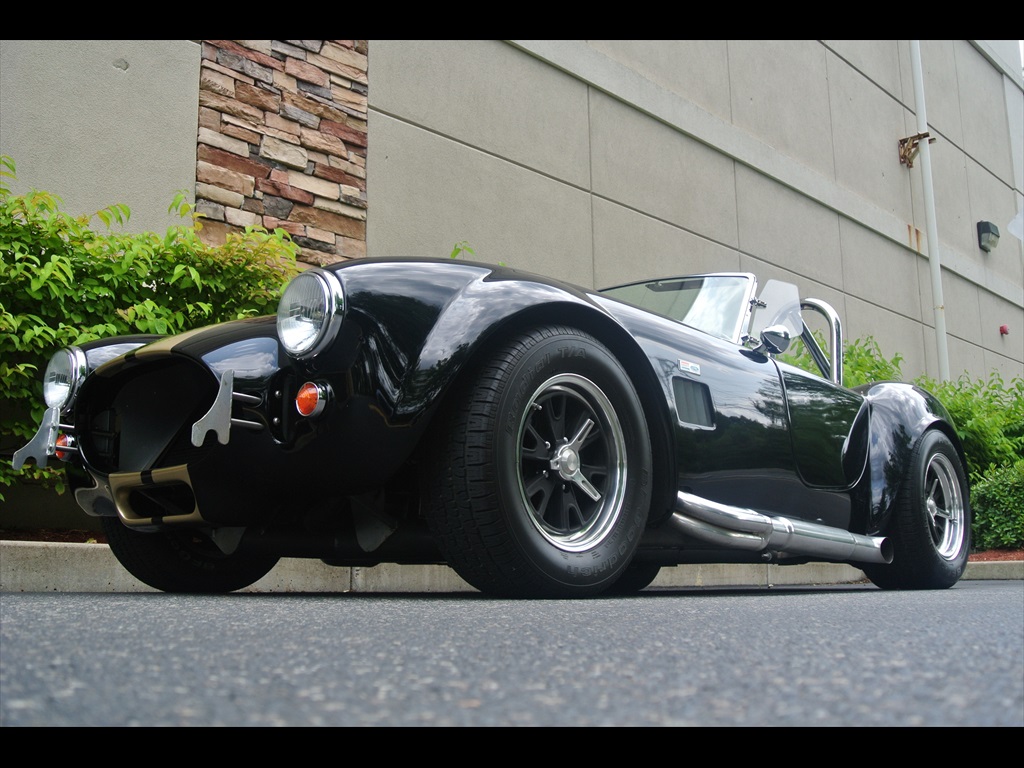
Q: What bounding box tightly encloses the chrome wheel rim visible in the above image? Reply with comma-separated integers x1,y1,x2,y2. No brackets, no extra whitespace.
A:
924,452,966,560
515,374,627,552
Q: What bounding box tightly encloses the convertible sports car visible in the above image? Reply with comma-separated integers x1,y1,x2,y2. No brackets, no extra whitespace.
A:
13,257,971,597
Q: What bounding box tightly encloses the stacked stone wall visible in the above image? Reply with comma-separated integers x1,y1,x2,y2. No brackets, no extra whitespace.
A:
195,40,368,266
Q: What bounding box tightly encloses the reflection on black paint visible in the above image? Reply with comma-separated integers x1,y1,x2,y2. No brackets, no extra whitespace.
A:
782,368,865,488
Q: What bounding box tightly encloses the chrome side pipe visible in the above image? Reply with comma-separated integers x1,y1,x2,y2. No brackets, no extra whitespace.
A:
673,491,893,565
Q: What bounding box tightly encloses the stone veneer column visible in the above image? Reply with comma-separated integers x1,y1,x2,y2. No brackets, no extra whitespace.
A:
195,40,367,266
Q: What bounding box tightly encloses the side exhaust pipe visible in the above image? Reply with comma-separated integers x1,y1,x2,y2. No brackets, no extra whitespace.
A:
673,491,892,565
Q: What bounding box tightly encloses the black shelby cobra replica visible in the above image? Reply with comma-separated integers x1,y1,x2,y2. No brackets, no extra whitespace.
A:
14,258,971,597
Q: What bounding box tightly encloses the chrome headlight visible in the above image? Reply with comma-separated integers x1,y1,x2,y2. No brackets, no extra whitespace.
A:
43,347,87,410
276,269,345,358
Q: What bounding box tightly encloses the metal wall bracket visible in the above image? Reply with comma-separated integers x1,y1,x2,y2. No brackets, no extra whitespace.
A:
898,131,934,168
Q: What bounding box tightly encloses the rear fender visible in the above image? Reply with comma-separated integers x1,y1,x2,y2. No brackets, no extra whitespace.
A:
856,381,965,533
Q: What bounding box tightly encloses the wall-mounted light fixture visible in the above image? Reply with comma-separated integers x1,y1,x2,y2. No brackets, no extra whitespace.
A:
977,220,1000,252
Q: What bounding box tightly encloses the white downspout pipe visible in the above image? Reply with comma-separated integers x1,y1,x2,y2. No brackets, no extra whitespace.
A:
911,40,951,381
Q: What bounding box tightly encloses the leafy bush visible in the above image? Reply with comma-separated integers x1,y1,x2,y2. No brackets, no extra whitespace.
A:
0,156,300,498
780,333,905,389
910,368,1023,551
840,336,904,389
914,372,1024,481
969,461,1024,550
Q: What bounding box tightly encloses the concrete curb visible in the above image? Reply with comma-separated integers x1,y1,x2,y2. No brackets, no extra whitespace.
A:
2,540,1020,593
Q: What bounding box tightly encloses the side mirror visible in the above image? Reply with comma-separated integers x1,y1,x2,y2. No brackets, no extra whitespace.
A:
760,325,791,355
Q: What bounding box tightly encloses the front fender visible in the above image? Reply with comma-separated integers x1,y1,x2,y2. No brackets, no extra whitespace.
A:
396,274,608,420
328,259,616,424
368,261,680,524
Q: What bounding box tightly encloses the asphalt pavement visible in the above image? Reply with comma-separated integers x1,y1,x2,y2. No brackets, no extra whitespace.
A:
1,540,1020,593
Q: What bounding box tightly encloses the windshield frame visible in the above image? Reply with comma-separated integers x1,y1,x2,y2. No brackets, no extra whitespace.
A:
598,273,758,344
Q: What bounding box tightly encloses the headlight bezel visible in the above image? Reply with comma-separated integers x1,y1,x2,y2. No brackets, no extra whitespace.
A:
43,346,88,411
276,269,345,359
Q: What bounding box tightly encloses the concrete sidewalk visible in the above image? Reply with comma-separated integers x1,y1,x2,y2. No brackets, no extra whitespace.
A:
2,540,1020,593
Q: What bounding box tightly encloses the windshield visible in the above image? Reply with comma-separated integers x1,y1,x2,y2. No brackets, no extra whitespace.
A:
600,274,756,342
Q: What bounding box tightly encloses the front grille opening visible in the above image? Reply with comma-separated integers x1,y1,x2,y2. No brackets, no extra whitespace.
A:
78,358,217,474
127,482,197,520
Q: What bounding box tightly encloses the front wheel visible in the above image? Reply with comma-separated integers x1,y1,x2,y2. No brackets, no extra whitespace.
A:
863,430,970,590
604,562,662,595
424,325,653,598
101,517,280,593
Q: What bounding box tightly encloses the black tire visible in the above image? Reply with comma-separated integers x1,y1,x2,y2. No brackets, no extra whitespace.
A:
424,325,653,598
604,562,662,595
101,517,280,593
862,430,970,590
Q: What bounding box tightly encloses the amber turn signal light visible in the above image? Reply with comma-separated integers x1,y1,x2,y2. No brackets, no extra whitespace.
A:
55,433,73,461
295,381,329,417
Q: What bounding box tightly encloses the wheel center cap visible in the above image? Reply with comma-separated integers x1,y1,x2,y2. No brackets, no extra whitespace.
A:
551,445,579,477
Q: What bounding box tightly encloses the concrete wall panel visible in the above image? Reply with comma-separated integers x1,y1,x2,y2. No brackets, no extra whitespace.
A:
729,41,835,177
736,165,843,286
825,40,903,101
840,219,924,323
944,334,989,381
589,91,738,245
366,112,594,285
966,157,1024,289
955,41,1015,186
0,40,200,234
828,49,914,222
977,292,1024,379
912,261,991,361
586,40,732,122
982,347,1024,382
368,39,591,188
592,198,741,289
844,294,929,379
923,142,975,258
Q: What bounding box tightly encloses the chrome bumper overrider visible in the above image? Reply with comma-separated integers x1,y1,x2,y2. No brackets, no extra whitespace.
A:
191,370,263,446
672,490,892,565
12,407,62,470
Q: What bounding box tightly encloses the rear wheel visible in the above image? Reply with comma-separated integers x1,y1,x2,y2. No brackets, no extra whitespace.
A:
101,517,279,593
424,325,652,598
863,430,970,590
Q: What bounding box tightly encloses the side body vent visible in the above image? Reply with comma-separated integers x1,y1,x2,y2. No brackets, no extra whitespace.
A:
672,377,714,428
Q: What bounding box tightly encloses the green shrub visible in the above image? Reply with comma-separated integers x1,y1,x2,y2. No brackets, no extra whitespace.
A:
0,156,300,498
841,336,905,389
969,461,1024,550
780,333,905,389
914,372,1024,481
